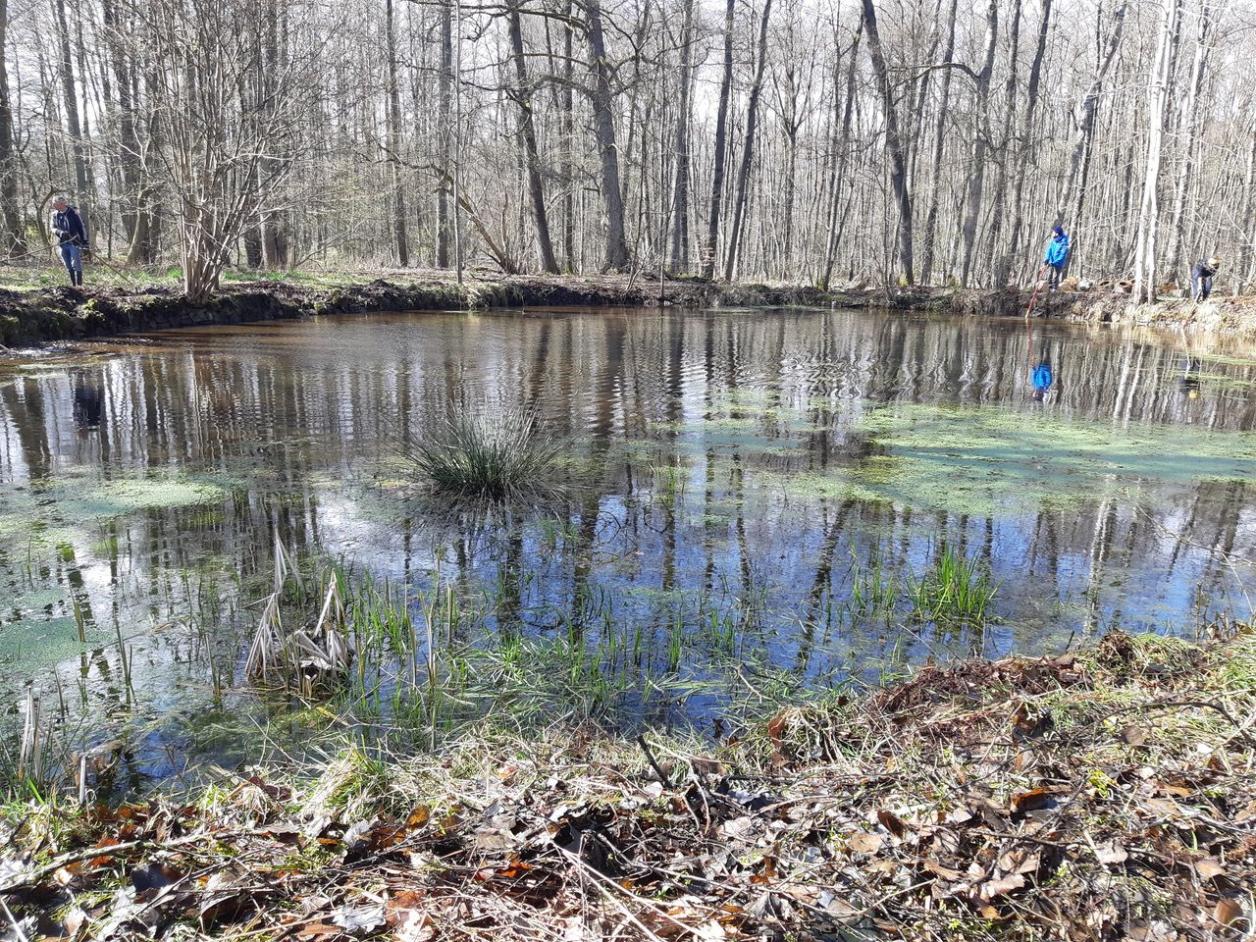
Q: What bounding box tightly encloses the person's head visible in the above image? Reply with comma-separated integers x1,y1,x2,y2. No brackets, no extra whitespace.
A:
1052,225,1065,238
1208,256,1221,269
52,195,67,210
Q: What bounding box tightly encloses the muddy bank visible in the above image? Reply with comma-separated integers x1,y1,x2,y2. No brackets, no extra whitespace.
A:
1,269,1253,347
2,626,1253,940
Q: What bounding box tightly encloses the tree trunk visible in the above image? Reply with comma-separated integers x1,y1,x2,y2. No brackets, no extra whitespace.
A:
101,0,141,256
1133,0,1180,304
861,0,914,284
561,0,576,271
0,0,24,255
1062,3,1127,232
723,0,773,282
819,17,861,290
918,0,958,284
53,0,91,240
668,0,695,272
385,0,410,267
1002,0,1051,286
984,0,1021,286
508,0,559,273
1165,1,1210,285
129,66,163,265
702,0,735,281
1241,126,1256,292
437,0,453,268
261,3,290,268
958,0,998,286
585,0,629,272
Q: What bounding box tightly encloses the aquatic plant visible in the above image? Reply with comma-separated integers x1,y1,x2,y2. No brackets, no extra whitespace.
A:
406,409,561,501
909,546,997,624
245,537,354,693
847,555,901,619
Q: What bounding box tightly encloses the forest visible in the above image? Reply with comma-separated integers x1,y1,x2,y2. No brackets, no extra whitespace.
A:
0,0,1253,302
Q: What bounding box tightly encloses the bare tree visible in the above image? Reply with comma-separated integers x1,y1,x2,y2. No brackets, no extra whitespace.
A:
386,0,410,266
585,0,629,272
0,0,23,255
1133,0,1181,303
724,0,773,282
702,0,735,281
668,0,695,273
861,0,913,284
507,0,559,273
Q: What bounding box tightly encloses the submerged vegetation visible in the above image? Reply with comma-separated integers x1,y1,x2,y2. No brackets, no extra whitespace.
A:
405,410,562,501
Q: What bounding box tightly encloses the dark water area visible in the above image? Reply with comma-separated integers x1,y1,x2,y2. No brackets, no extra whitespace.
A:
3,307,1256,785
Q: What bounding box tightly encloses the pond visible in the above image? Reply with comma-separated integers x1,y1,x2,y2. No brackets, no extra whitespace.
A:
3,307,1256,787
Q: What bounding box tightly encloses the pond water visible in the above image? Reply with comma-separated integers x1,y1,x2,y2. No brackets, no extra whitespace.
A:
3,307,1256,785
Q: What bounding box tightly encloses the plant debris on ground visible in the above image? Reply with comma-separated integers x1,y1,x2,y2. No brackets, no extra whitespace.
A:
2,626,1253,941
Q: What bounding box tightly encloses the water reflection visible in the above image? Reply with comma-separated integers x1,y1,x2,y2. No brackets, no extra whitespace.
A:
2,309,1256,767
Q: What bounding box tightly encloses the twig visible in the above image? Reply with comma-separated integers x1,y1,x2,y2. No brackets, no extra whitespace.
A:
0,833,211,895
636,734,671,788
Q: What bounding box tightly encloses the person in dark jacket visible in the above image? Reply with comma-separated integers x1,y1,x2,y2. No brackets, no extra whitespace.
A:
50,196,89,287
1042,225,1071,292
1190,256,1220,302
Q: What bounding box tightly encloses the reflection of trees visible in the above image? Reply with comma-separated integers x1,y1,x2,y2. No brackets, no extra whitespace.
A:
3,311,1256,713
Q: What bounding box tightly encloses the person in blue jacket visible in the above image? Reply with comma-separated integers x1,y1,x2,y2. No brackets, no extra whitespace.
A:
50,195,89,287
1032,359,1053,402
1042,225,1070,292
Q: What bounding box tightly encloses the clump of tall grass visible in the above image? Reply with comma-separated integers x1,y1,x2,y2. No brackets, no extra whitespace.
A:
406,409,561,501
909,546,997,624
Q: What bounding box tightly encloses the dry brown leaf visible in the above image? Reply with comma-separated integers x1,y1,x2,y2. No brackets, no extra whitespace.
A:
997,849,1041,875
1095,843,1128,866
63,907,89,937
1121,726,1148,746
296,923,342,939
1193,858,1225,880
847,831,884,855
924,858,964,881
749,855,778,885
1008,788,1055,815
405,805,430,829
1213,899,1244,926
979,872,1025,900
876,809,908,838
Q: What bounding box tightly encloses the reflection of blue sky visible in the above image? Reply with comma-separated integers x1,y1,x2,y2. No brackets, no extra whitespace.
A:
2,310,1256,764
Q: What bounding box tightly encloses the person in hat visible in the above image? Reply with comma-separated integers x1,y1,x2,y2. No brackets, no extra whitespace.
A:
1190,256,1220,303
1042,225,1071,292
49,195,89,287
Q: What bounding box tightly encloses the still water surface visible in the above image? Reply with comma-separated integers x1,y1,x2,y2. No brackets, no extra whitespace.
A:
3,308,1256,781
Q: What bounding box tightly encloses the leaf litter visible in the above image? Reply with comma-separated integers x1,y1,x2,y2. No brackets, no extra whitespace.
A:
2,625,1254,941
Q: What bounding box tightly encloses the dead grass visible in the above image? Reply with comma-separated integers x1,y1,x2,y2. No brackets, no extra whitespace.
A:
1,626,1253,941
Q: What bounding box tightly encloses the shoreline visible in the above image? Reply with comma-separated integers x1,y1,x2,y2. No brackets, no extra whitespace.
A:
1,627,1252,939
4,269,1255,347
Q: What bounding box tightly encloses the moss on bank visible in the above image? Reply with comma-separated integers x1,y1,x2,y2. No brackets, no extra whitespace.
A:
2,626,1253,940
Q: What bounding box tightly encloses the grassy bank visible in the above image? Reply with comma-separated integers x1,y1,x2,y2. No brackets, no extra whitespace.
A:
0,263,1186,348
2,625,1252,941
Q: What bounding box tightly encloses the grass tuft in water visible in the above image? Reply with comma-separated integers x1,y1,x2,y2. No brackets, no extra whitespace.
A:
406,410,561,501
909,547,997,624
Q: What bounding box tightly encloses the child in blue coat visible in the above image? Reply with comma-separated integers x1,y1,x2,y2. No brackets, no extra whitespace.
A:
1043,225,1070,292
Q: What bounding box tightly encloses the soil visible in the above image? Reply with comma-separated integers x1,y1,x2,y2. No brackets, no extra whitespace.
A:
5,267,1253,348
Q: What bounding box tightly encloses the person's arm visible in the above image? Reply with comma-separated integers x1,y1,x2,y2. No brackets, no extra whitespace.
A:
73,210,89,248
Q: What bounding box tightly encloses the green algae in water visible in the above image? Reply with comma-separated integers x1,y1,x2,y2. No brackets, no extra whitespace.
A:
848,404,1256,515
0,472,227,545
